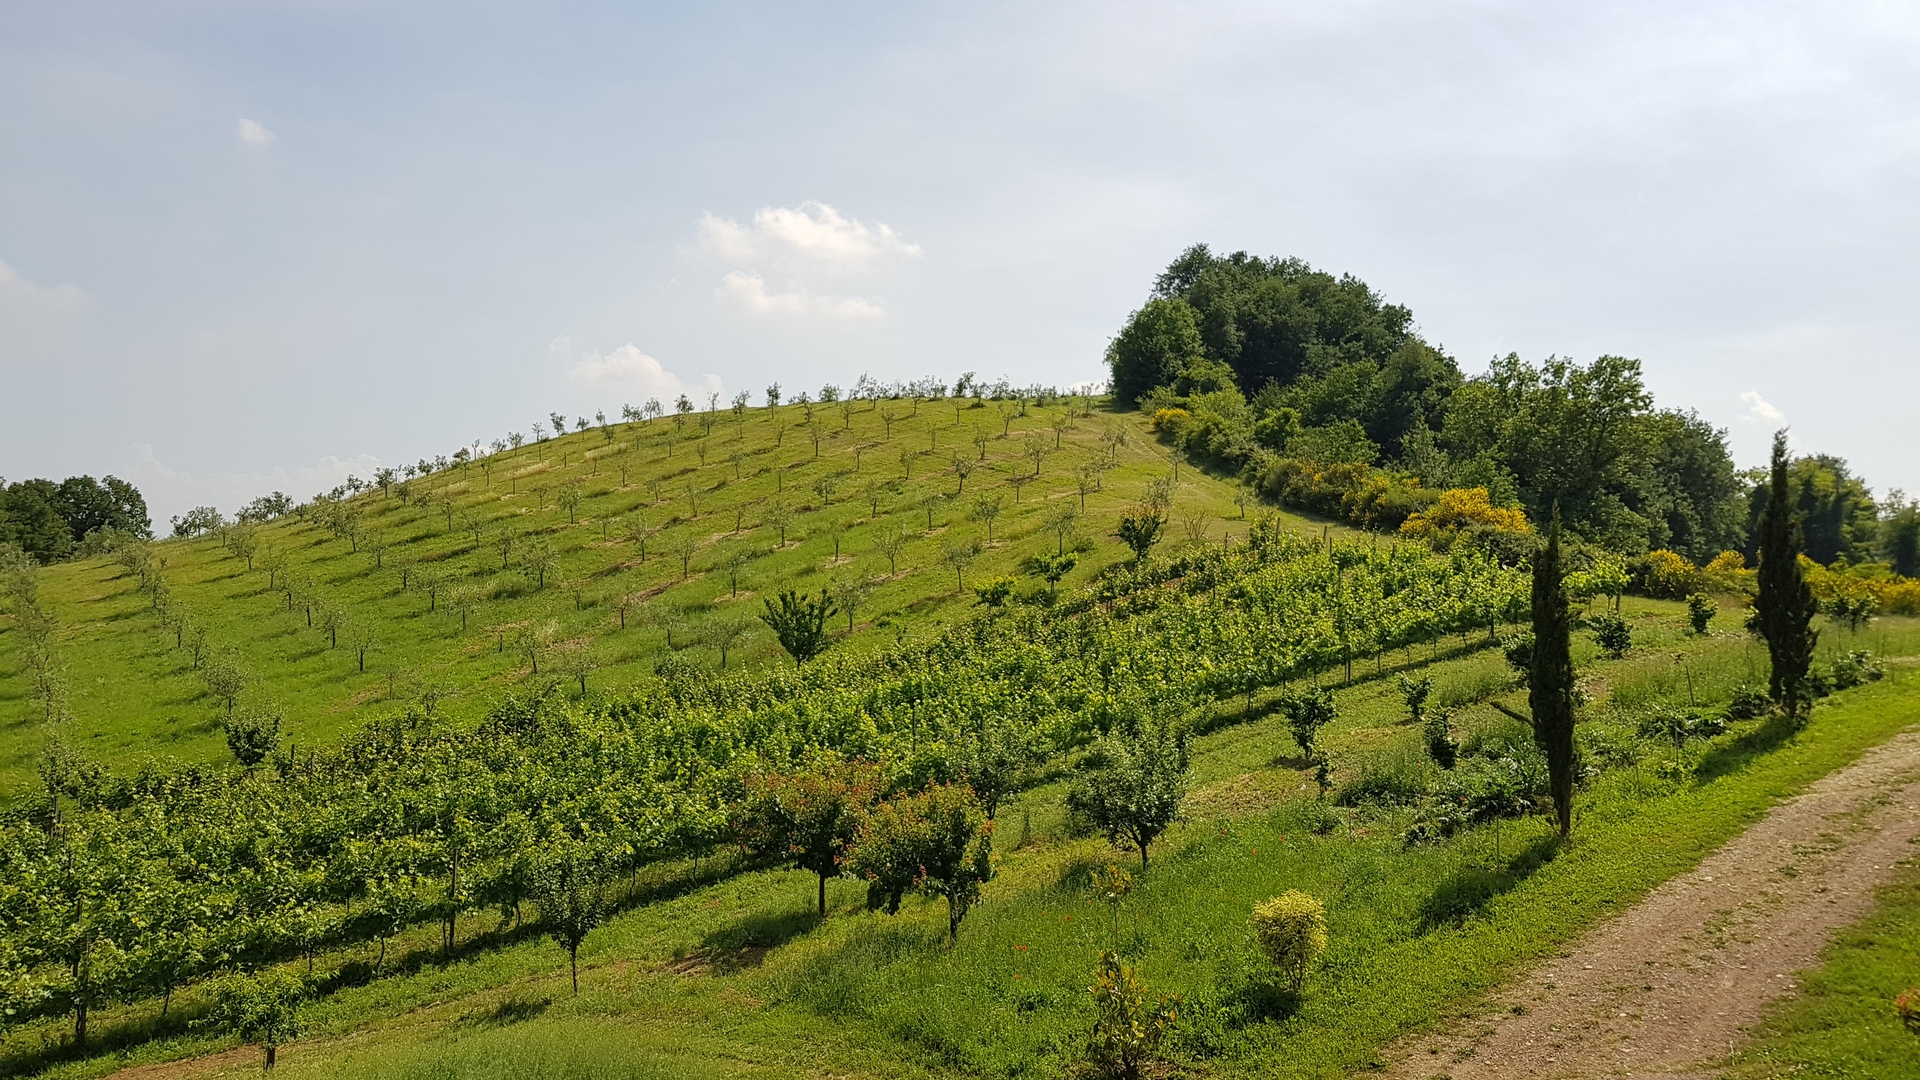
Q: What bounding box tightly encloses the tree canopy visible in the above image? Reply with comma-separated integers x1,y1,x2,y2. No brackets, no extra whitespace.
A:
0,475,151,562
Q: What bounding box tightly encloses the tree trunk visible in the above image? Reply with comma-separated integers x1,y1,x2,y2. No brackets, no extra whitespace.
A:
265,1044,277,1070
818,871,829,916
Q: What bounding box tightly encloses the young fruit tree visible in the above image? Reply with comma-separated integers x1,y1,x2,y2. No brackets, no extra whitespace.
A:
760,589,836,664
1066,718,1189,870
202,969,305,1070
1250,891,1328,992
848,784,994,940
532,843,611,993
733,756,881,915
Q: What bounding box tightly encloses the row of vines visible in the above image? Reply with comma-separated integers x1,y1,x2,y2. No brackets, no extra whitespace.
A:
0,525,1525,1051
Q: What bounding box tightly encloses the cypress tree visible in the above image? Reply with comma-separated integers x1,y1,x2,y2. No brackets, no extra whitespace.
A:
1529,508,1577,839
1757,430,1819,718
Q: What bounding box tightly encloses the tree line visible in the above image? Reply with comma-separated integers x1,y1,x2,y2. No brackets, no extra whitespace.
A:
1109,245,1914,570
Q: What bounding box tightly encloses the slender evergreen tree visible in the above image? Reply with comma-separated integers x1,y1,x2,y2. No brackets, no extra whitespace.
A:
1757,430,1819,717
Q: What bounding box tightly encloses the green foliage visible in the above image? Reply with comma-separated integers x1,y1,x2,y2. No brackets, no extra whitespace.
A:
1757,432,1820,716
759,589,836,665
1250,890,1328,991
223,705,282,769
1277,687,1335,759
1685,592,1717,634
1086,949,1180,1080
848,783,993,939
202,969,305,1069
1825,590,1878,633
1115,505,1165,562
1423,709,1457,771
1106,297,1205,405
1587,612,1632,658
1067,719,1189,870
972,578,1015,607
1744,451,1880,566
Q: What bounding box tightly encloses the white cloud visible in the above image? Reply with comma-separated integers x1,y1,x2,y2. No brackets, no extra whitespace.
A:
0,258,83,307
128,443,381,525
1739,389,1787,426
562,341,722,400
697,201,919,268
716,270,885,319
237,117,275,146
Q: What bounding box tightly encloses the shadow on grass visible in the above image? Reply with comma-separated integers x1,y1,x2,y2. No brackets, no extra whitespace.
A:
701,904,819,963
1416,831,1563,932
1695,711,1803,783
458,994,551,1029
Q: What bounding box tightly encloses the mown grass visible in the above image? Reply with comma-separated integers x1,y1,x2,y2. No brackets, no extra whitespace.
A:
0,399,1335,793
18,611,1917,1080
1727,850,1920,1079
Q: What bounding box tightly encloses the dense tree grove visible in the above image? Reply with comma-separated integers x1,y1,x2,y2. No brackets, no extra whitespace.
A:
0,476,150,563
1112,246,1761,559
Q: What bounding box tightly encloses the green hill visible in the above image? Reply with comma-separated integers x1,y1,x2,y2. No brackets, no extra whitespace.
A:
0,393,1308,791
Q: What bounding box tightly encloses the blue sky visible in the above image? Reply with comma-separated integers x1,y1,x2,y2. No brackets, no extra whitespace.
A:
4,1,1918,524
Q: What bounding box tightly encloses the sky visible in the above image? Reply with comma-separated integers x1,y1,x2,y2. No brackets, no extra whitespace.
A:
3,1,1918,527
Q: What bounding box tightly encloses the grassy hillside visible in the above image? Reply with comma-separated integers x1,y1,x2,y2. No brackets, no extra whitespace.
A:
0,395,1319,792
7,604,1914,1080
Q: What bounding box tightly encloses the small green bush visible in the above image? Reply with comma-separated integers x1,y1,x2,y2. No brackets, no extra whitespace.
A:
1588,613,1632,658
1726,684,1771,720
1685,592,1717,635
1250,890,1328,991
1086,950,1179,1080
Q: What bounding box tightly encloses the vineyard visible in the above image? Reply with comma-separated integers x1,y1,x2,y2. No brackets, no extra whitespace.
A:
0,390,1298,790
0,524,1533,1058
5,388,1920,1080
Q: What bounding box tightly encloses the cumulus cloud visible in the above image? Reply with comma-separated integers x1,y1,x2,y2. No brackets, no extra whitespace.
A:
129,443,381,525
1739,389,1787,426
561,341,723,400
697,201,919,267
716,270,885,319
237,117,275,146
0,258,83,307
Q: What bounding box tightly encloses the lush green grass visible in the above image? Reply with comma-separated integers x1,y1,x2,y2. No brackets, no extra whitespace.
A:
1727,851,1920,1078
0,399,1329,793
17,610,1917,1080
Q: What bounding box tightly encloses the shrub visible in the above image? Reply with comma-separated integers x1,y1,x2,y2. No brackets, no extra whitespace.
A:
1424,708,1458,770
1635,706,1728,755
1250,891,1328,991
1642,549,1702,599
1398,487,1529,547
1897,987,1920,1036
1726,684,1771,720
1825,649,1884,692
1825,590,1879,633
1702,549,1752,593
1588,613,1631,658
1086,950,1180,1080
1277,686,1336,758
1499,632,1534,686
1335,748,1427,807
973,578,1015,607
1685,592,1717,635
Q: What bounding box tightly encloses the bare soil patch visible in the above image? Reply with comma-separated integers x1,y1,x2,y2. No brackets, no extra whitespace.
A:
1380,728,1920,1080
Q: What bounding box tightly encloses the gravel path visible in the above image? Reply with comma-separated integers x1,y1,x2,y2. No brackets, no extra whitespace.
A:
1380,727,1920,1080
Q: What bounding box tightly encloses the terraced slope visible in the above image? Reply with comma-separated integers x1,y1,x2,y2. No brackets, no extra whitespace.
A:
0,396,1309,789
